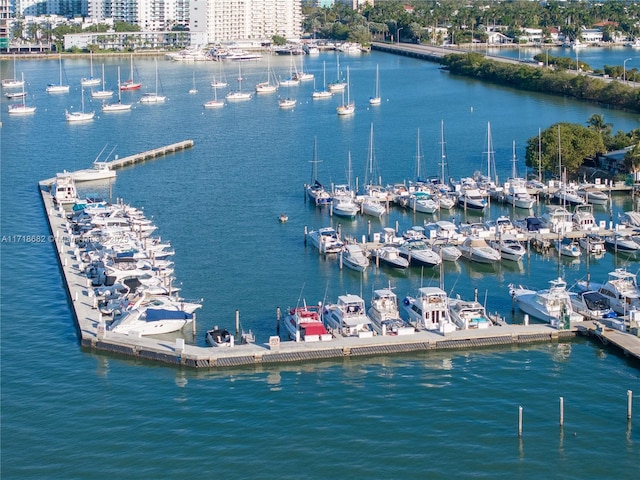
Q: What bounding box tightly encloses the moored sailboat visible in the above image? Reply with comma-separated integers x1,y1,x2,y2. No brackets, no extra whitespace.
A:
102,66,132,112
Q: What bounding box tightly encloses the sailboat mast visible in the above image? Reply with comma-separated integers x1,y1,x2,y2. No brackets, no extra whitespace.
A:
415,128,422,180
440,120,446,184
511,140,517,178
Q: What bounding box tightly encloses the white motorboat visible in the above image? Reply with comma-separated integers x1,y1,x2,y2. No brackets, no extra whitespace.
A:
589,268,640,315
604,233,640,252
577,184,609,205
554,183,585,206
504,177,535,209
408,191,439,214
569,287,618,321
283,303,332,342
307,227,344,254
432,242,462,262
578,233,606,255
485,216,519,237
70,162,116,182
398,239,441,267
489,238,526,262
51,173,78,204
572,204,598,231
541,206,574,233
360,196,386,218
278,97,296,109
322,294,374,338
619,211,640,228
367,289,414,336
110,307,193,336
372,246,409,269
458,236,501,263
509,278,583,327
457,188,487,210
448,296,494,330
340,244,370,272
554,238,581,257
332,197,359,218
401,287,455,332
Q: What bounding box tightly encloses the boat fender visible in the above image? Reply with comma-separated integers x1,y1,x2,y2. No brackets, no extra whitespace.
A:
403,297,411,306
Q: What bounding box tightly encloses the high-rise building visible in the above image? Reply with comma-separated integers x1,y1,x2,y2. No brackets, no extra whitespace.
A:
190,0,302,44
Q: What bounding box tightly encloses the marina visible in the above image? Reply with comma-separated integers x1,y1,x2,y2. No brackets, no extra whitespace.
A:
4,49,640,479
39,148,640,368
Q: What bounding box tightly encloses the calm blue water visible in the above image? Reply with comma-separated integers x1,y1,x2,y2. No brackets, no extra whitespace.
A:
1,51,638,478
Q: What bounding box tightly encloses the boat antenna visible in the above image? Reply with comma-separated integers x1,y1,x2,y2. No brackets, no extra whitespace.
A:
104,144,118,162
295,282,306,309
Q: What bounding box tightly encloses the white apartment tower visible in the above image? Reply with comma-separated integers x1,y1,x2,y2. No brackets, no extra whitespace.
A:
190,0,302,44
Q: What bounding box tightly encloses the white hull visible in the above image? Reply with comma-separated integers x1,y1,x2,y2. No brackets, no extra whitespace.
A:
65,111,95,122
140,94,166,103
47,85,70,93
102,102,132,112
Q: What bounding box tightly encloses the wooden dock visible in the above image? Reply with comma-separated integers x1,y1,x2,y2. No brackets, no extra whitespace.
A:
105,140,194,170
579,320,640,362
39,140,194,187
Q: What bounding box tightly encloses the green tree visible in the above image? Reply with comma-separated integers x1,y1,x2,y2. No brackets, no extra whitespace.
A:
272,35,287,46
623,141,640,176
524,122,605,177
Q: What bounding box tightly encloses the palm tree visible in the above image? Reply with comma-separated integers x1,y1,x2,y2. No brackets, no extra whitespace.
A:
586,114,613,138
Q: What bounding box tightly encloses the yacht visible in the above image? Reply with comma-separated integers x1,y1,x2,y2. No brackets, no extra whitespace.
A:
398,239,442,268
509,278,583,327
322,294,374,338
283,303,332,342
457,188,487,210
448,297,494,330
504,177,535,209
70,162,116,183
541,206,574,234
307,227,344,254
109,307,193,336
278,97,296,109
578,233,606,255
569,288,618,321
604,233,640,252
577,184,609,205
401,287,456,333
367,289,415,336
488,238,526,262
590,269,640,315
340,244,370,272
572,204,598,231
554,238,581,257
458,236,501,264
371,246,409,269
51,173,78,205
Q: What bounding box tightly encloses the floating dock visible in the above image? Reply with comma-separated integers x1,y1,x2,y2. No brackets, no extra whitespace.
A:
39,140,194,187
38,144,640,369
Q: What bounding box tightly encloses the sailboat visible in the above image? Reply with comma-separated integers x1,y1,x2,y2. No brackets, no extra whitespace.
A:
65,86,95,122
336,66,355,116
295,55,314,81
102,67,132,112
203,83,225,108
2,54,24,88
279,56,301,86
189,71,198,94
139,59,166,103
91,64,113,98
328,55,347,92
120,55,142,91
312,61,332,99
369,64,381,105
434,120,455,209
225,65,252,100
46,54,70,93
210,61,228,88
8,73,36,115
255,56,278,94
81,52,101,87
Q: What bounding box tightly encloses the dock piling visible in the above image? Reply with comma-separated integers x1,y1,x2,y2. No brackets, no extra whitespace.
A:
559,396,564,426
276,307,281,335
235,309,240,337
518,405,523,436
628,390,633,420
